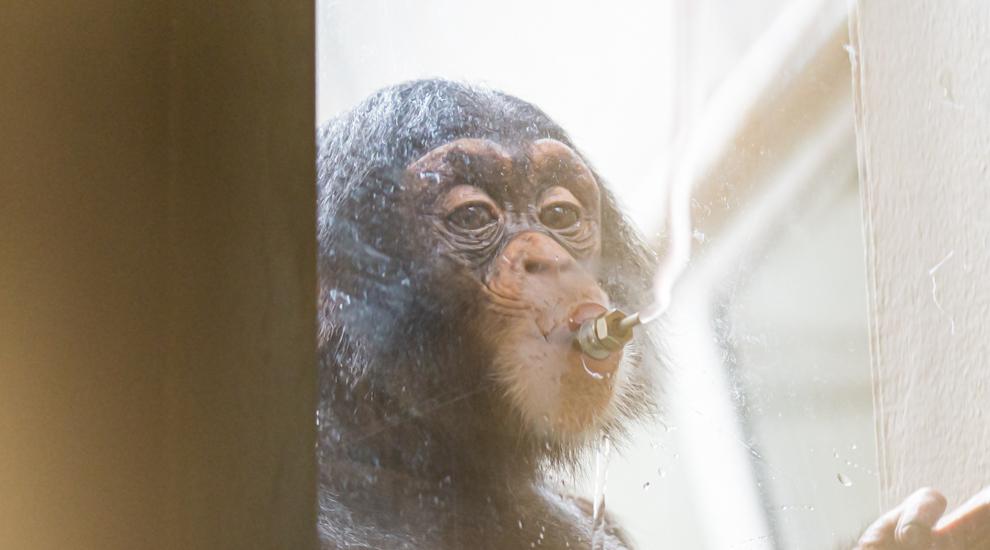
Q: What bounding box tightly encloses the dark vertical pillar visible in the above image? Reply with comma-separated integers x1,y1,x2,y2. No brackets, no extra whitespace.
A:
164,2,316,548
0,2,315,548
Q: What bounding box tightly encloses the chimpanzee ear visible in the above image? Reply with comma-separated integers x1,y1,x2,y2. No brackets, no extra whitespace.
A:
597,183,657,311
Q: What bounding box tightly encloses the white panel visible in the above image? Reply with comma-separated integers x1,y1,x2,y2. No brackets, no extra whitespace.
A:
851,0,990,510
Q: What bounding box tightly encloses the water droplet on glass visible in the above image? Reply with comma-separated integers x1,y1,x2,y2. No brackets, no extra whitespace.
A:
837,473,853,487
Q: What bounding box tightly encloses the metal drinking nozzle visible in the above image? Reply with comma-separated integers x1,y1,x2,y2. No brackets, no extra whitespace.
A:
576,309,641,360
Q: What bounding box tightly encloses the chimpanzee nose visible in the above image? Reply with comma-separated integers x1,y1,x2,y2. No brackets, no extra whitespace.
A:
503,232,574,277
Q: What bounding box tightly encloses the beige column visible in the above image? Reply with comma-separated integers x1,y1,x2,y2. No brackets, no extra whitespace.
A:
851,0,990,511
0,2,316,548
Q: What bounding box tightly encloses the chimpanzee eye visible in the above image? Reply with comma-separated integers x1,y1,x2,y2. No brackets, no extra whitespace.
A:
539,203,581,230
448,202,497,230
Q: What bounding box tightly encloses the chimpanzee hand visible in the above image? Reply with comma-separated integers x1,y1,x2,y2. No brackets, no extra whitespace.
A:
854,486,990,549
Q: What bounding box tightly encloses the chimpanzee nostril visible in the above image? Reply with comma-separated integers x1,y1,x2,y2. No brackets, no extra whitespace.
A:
523,255,572,275
524,259,547,274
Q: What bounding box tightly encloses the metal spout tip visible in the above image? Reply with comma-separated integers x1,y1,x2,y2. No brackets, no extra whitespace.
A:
576,309,639,359
618,312,641,331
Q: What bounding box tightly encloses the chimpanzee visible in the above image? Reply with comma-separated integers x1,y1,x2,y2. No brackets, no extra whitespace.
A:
316,78,658,549
316,79,990,550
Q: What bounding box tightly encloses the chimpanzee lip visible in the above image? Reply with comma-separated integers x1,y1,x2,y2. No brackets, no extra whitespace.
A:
532,301,609,341
566,302,609,332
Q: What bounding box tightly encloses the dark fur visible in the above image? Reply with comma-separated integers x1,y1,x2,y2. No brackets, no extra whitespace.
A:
317,79,662,549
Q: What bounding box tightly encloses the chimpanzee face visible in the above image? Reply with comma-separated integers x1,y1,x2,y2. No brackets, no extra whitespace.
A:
403,138,641,443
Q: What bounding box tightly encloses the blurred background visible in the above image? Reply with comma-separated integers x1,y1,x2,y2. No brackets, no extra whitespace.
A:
317,0,876,547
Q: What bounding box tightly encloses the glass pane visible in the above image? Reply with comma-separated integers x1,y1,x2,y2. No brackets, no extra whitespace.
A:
316,1,876,547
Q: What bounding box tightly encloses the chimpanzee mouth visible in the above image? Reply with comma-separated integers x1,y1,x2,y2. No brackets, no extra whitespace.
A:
566,302,608,331
531,302,622,380
498,302,629,440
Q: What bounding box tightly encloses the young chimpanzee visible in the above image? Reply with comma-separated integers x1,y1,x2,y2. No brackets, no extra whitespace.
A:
317,79,990,550
317,79,658,549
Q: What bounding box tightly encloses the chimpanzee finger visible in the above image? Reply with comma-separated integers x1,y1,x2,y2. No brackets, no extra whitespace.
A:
934,486,990,549
856,506,905,548
893,488,948,548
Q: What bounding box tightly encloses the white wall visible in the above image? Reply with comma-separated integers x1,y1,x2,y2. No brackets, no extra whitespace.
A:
851,0,990,510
